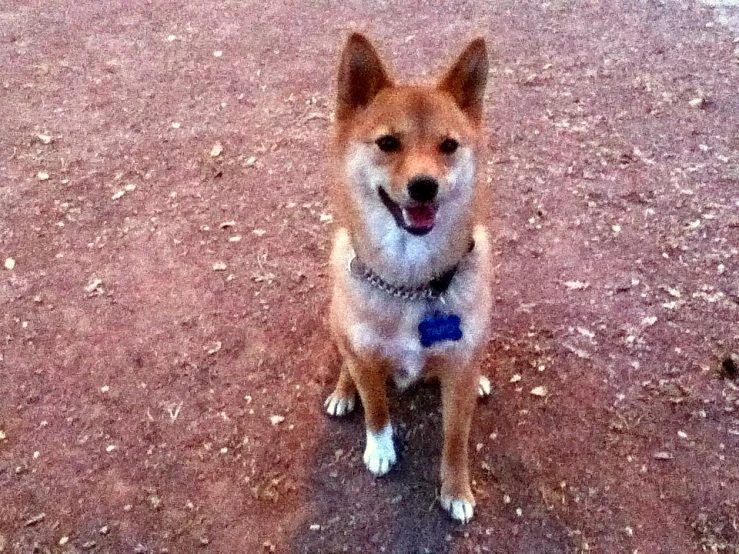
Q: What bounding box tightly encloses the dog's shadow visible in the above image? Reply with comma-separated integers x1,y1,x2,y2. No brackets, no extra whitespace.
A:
287,383,459,554
285,367,576,554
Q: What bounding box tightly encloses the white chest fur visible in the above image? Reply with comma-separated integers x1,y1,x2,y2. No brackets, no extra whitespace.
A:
348,298,428,389
331,226,492,389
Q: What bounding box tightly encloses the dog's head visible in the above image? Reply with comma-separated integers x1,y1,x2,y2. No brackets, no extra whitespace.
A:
334,33,488,237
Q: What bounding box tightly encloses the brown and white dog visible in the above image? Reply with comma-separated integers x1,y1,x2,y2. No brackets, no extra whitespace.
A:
324,33,492,523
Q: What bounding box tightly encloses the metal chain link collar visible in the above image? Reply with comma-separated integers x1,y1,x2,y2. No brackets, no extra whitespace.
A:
348,239,474,302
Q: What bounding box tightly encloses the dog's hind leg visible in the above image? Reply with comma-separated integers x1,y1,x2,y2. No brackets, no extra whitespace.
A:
325,362,357,417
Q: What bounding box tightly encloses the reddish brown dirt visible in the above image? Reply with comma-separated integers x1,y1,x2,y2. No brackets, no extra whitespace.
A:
1,1,738,553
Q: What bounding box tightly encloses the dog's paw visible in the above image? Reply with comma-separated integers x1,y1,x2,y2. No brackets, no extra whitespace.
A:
363,424,396,476
440,493,475,523
324,390,356,417
478,375,492,398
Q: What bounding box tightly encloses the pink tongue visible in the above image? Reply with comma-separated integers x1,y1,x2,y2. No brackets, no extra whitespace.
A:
405,205,436,228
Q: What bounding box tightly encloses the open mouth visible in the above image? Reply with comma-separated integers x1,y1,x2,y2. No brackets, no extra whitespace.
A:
378,187,437,236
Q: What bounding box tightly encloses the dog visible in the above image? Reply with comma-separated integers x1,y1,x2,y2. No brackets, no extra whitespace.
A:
324,33,492,524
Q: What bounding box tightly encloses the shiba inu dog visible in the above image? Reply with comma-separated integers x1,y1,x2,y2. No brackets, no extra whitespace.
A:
324,33,492,523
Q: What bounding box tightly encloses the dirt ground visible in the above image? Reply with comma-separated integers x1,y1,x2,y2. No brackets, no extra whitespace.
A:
1,1,738,553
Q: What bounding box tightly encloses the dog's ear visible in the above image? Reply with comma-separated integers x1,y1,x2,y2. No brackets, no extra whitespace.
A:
336,33,392,121
438,38,488,123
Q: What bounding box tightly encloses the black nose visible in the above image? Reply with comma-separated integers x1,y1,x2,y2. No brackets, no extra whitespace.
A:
407,175,438,202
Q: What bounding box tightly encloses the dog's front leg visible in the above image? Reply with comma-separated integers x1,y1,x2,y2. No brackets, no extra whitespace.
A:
439,366,479,523
345,351,397,477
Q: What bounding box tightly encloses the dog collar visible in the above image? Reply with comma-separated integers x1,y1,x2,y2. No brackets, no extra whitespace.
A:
348,240,474,301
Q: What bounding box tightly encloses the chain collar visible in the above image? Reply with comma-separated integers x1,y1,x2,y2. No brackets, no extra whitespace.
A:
348,240,474,302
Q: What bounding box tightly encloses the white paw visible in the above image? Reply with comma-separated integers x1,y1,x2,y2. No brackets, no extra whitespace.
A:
363,423,396,476
478,375,492,398
440,494,475,524
324,391,356,417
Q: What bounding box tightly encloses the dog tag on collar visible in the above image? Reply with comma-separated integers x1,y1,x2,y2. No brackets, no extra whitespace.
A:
418,313,463,348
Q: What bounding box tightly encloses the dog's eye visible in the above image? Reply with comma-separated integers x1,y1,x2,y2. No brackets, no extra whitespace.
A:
376,135,401,153
440,138,459,154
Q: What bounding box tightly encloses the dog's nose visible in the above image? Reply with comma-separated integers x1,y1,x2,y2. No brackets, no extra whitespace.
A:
407,175,438,202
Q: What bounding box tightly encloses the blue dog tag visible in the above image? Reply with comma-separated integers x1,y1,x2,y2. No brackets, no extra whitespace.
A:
418,313,463,348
